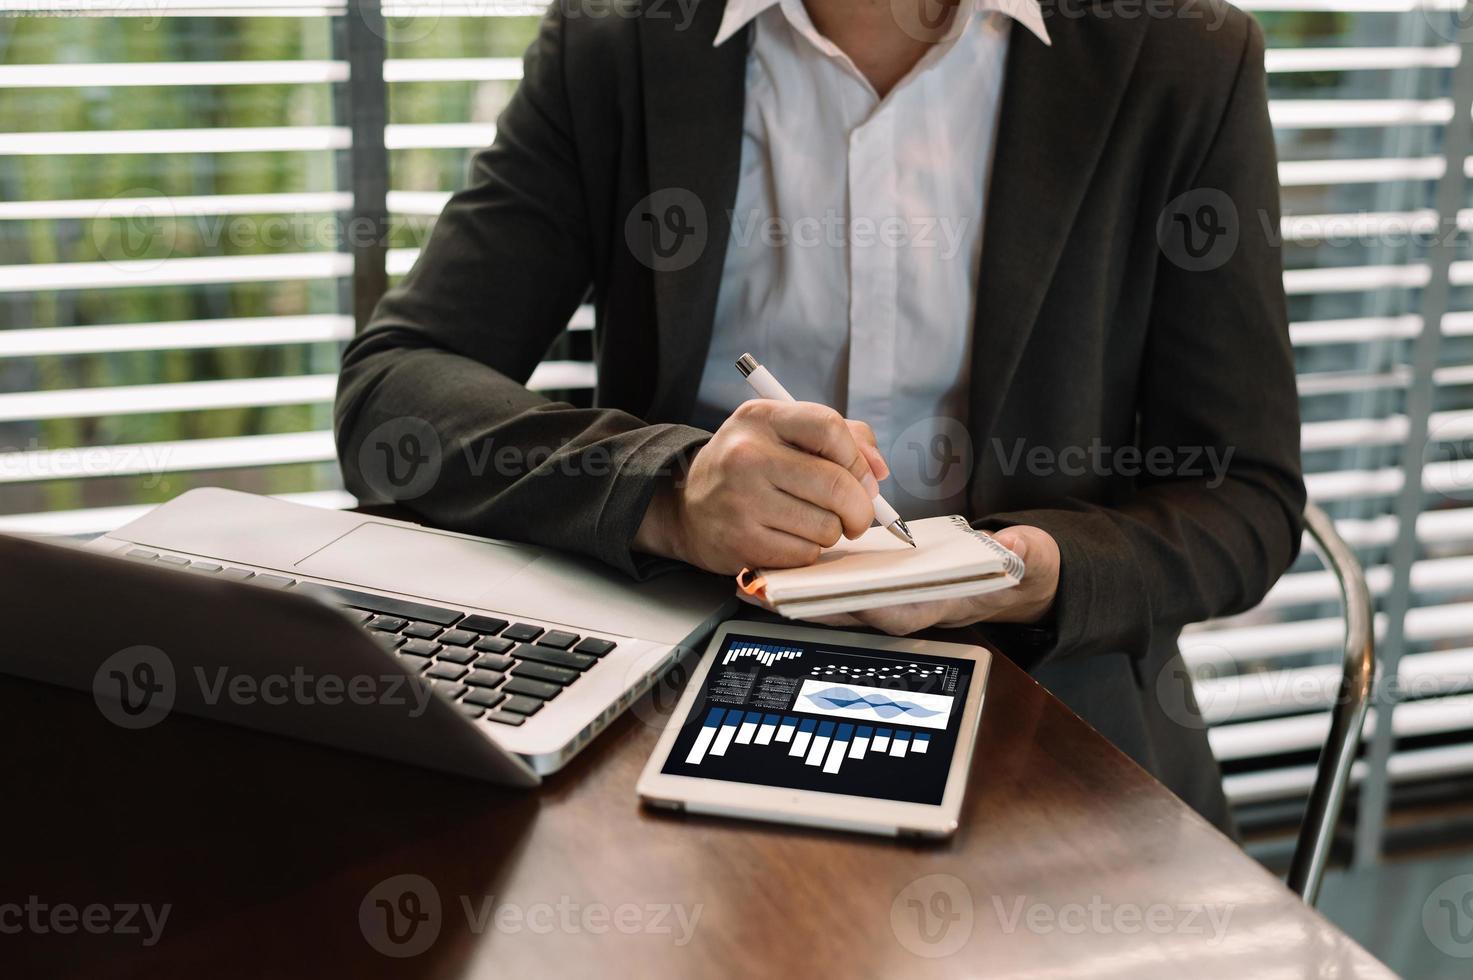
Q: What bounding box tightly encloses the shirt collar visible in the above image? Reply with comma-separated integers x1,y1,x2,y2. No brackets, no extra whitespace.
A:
713,0,1051,49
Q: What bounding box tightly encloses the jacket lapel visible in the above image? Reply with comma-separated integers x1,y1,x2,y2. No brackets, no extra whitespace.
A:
639,1,749,423
969,11,1148,442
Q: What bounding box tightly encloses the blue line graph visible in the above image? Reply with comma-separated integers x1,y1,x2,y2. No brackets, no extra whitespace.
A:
806,687,944,720
795,679,954,731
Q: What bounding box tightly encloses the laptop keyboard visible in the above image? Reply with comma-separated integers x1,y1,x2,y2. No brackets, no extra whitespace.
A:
124,548,618,727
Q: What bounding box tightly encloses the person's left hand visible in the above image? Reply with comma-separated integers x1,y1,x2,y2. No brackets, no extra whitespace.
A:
803,525,1060,636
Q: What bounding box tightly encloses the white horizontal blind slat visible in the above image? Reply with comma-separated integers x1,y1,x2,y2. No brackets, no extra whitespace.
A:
1266,46,1460,72
0,376,338,421
0,60,349,87
0,253,352,292
0,431,337,483
0,127,351,155
0,316,355,357
0,192,352,221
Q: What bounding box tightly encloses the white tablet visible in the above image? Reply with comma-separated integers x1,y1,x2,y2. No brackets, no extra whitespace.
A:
637,620,990,838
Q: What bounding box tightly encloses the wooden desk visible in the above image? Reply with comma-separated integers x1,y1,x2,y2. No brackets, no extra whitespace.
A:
3,638,1389,978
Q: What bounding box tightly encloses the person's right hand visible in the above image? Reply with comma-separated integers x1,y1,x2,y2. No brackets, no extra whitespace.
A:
634,400,889,575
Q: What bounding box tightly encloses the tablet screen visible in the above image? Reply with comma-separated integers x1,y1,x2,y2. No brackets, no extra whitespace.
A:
660,632,975,805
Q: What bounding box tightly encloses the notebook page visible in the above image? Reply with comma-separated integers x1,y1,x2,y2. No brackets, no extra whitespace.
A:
759,516,1006,603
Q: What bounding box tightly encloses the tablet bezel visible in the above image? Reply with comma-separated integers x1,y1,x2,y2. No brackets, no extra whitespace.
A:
636,619,991,837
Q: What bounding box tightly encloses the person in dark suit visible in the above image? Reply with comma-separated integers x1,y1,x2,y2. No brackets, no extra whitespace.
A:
334,0,1305,834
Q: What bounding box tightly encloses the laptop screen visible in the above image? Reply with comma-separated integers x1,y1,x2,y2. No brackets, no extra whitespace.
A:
660,632,976,805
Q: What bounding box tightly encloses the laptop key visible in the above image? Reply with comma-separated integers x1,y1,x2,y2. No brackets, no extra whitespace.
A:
538,630,580,650
253,574,295,589
474,653,515,673
401,639,442,658
127,549,157,561
463,669,505,688
375,634,405,652
290,582,463,626
341,609,374,625
189,561,223,573
572,637,616,657
518,645,596,672
438,629,478,647
424,662,468,681
436,647,477,666
368,616,409,633
486,711,526,726
459,615,509,635
503,677,561,700
402,622,442,640
512,661,577,686
502,623,544,643
463,688,506,709
500,695,545,716
157,555,190,566
473,636,515,655
219,567,256,582
458,703,485,719
428,681,469,700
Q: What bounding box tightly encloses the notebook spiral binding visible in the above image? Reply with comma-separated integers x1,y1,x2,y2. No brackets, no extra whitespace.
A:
945,515,1027,581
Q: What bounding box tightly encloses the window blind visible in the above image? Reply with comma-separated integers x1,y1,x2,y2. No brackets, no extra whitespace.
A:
1,0,1470,867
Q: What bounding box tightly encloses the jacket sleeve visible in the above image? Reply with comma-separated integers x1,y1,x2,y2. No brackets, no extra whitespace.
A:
976,20,1306,663
334,7,709,578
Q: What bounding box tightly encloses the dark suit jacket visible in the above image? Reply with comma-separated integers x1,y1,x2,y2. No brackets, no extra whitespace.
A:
335,0,1306,833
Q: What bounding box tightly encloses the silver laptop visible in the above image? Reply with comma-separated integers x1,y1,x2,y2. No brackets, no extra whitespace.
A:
7,487,734,783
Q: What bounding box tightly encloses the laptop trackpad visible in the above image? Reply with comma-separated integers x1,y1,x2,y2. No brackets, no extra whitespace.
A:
294,522,537,606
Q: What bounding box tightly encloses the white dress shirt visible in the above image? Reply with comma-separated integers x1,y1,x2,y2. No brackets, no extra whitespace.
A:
693,0,1050,518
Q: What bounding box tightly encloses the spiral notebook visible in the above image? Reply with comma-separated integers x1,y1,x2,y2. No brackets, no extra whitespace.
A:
737,515,1026,618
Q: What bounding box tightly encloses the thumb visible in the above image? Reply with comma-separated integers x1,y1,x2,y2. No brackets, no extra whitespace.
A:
992,527,1028,561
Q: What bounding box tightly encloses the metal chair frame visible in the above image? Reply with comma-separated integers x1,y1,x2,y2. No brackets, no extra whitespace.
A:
1287,503,1377,905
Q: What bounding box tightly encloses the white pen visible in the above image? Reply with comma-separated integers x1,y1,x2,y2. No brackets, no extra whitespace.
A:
735,352,916,548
